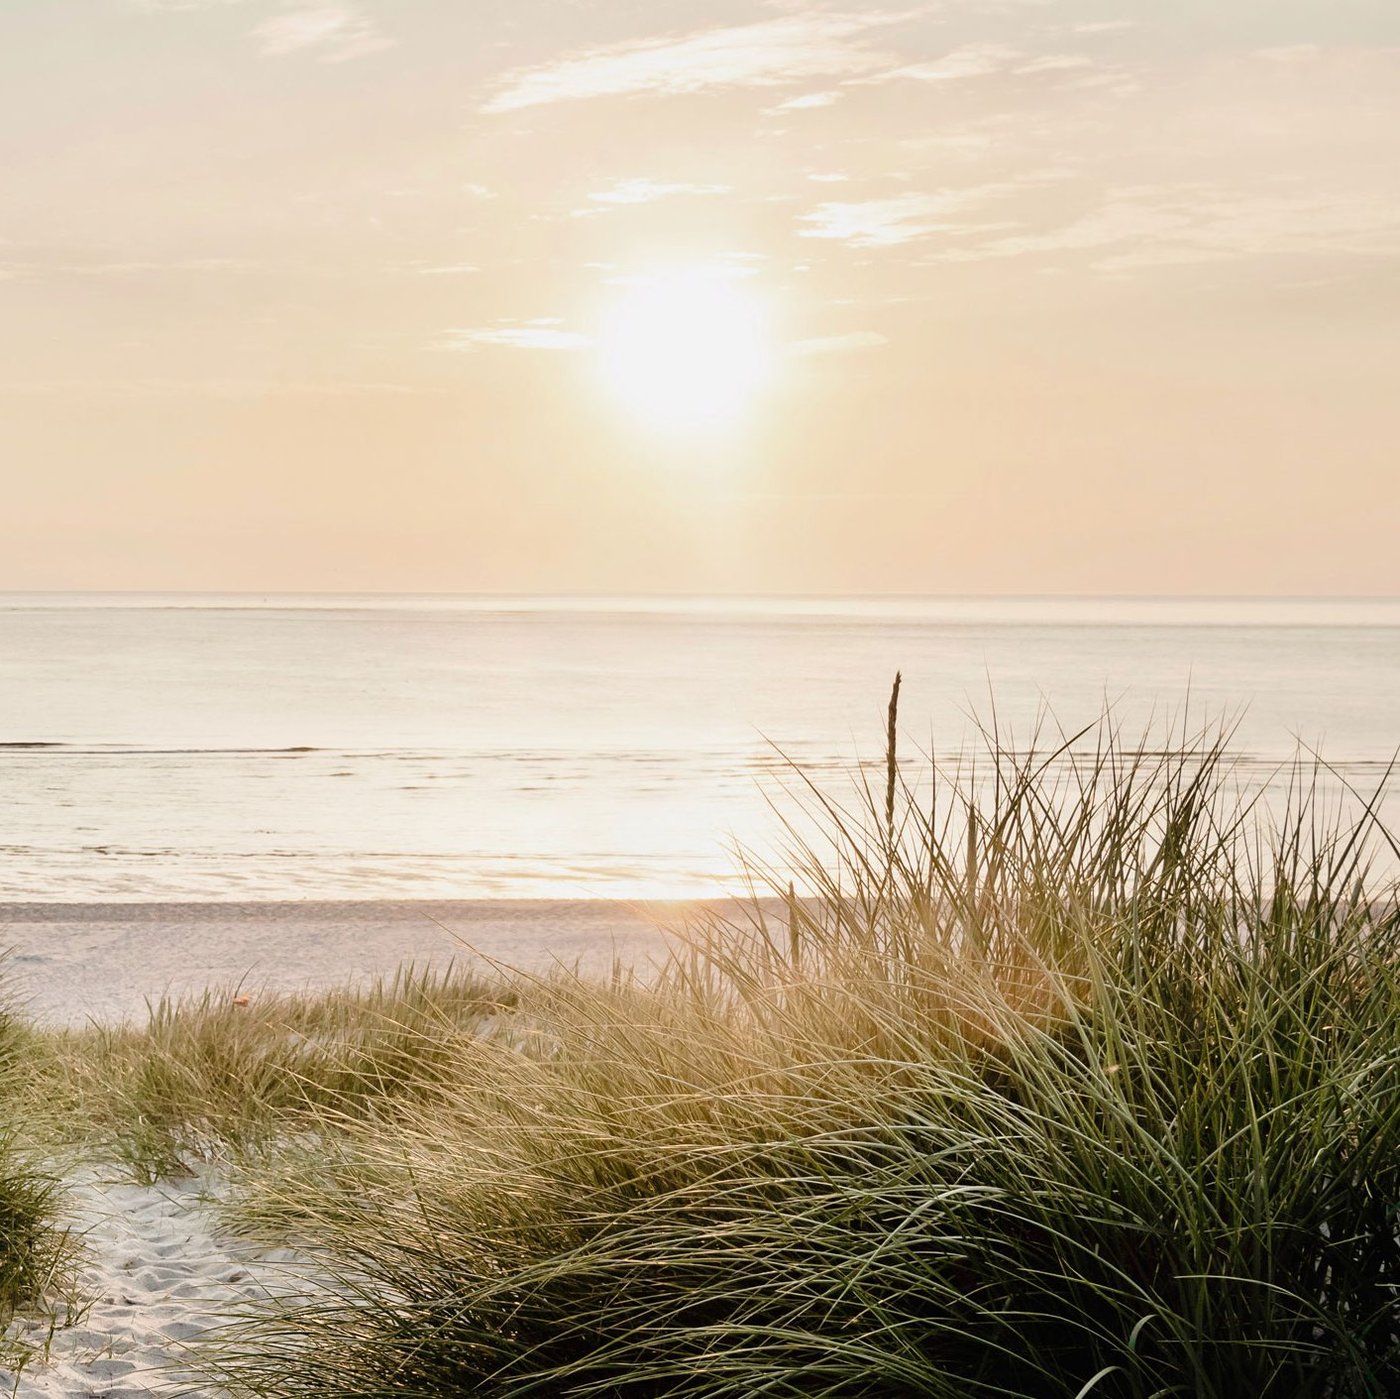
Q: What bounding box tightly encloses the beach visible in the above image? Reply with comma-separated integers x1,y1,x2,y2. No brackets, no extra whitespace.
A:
0,601,1395,1396
8,0,1396,1381
1,899,686,1027
0,899,688,1397
4,596,1398,908
4,1167,292,1399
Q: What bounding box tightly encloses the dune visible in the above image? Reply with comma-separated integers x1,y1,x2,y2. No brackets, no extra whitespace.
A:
3,1168,287,1399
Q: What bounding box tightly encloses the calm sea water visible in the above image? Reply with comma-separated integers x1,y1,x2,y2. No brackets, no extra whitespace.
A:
1,594,1397,901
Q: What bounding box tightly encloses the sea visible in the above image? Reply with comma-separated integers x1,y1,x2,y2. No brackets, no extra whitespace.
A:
1,594,1397,903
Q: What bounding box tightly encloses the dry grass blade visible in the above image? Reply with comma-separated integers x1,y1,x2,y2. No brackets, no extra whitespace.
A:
29,693,1400,1399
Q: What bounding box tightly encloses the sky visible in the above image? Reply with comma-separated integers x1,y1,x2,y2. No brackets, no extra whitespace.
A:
2,0,1398,596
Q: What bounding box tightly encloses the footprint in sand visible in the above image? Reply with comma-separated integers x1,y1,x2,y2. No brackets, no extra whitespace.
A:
2,1168,293,1399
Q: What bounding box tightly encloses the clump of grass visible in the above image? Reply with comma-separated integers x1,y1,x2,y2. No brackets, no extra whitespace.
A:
0,1128,68,1324
28,965,516,1179
0,978,77,1339
193,696,1400,1397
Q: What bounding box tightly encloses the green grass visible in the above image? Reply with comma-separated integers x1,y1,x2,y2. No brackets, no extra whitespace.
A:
0,980,77,1343
24,964,516,1179
15,696,1400,1397
178,702,1400,1399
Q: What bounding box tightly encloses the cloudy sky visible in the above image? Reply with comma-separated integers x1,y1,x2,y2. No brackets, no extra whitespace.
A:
2,0,1397,594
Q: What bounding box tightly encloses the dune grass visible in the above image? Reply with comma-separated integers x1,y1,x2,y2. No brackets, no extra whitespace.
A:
0,984,77,1342
155,698,1400,1399
23,966,516,1180
12,693,1399,1396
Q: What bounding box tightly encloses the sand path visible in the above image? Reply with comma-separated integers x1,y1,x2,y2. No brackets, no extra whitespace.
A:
4,1168,287,1398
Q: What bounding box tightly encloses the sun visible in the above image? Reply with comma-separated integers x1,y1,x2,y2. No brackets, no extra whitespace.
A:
596,266,772,435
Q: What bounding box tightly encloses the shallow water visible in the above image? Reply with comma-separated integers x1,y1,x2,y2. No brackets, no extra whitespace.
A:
0,594,1396,900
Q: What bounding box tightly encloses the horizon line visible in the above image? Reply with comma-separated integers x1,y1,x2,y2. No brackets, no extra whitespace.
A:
3,589,1400,603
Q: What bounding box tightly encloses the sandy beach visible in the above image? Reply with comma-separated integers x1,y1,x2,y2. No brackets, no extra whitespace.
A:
3,1168,292,1399
5,0,1394,1382
0,899,704,1396
0,899,699,1027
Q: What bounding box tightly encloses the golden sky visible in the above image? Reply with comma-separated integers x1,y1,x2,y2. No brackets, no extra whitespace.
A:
2,1,1398,594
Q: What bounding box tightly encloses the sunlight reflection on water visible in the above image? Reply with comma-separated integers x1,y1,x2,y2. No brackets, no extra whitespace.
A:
0,596,1395,900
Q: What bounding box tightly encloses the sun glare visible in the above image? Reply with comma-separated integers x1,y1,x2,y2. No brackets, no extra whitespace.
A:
597,266,772,434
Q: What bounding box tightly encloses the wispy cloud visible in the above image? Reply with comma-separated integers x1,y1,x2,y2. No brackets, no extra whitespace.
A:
941,186,1400,269
251,5,393,63
584,178,733,207
879,43,1021,84
444,320,591,352
481,12,903,114
0,377,420,400
130,1,250,10
0,255,254,280
767,90,844,112
798,189,1015,248
872,42,1095,87
800,194,932,247
1014,53,1092,75
791,330,888,355
1253,44,1323,63
401,262,481,276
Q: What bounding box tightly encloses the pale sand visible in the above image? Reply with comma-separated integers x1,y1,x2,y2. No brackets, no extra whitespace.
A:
0,898,750,1393
4,1168,292,1398
0,898,729,1028
0,899,739,1395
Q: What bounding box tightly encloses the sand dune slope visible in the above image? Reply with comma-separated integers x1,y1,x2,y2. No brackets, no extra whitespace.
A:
5,1169,286,1398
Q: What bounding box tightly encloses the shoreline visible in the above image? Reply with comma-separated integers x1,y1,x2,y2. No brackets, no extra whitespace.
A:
0,898,728,1028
